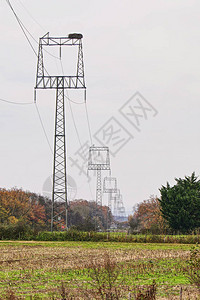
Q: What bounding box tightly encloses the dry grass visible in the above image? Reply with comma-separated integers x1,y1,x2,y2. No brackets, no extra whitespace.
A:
0,242,199,299
0,245,189,271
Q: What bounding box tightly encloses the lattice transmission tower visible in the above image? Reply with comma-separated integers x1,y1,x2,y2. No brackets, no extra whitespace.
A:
110,189,120,217
103,176,117,230
103,177,117,211
88,146,110,206
35,33,86,231
116,194,126,218
111,190,126,219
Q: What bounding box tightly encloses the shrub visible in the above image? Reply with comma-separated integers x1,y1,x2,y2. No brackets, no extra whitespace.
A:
185,245,200,292
0,221,33,240
135,281,156,300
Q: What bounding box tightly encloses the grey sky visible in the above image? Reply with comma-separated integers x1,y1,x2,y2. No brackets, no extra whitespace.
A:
0,0,200,214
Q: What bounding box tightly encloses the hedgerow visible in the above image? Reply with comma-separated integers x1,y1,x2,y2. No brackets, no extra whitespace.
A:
0,223,200,244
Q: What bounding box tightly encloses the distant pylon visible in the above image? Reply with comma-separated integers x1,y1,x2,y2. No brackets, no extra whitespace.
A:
103,177,117,211
117,194,126,218
111,190,126,218
88,146,110,206
110,189,120,216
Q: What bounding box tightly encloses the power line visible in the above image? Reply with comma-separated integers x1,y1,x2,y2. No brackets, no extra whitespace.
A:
34,103,53,155
6,0,93,150
17,0,46,32
6,0,38,56
0,98,53,157
6,0,59,63
5,1,94,197
60,59,85,105
59,59,94,201
66,92,84,150
60,58,65,75
85,102,93,145
87,176,95,201
5,1,52,154
59,59,92,145
59,59,84,149
0,97,33,105
6,0,53,77
66,94,95,201
65,95,85,105
0,95,53,155
5,1,94,200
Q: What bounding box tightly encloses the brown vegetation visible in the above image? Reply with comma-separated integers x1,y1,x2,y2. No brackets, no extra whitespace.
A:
0,242,199,299
129,196,168,234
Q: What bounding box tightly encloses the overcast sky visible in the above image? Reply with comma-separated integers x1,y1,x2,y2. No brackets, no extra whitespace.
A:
0,0,200,214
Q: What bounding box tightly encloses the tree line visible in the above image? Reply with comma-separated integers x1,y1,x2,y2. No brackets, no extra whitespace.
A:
0,188,112,232
129,172,200,234
1,171,200,234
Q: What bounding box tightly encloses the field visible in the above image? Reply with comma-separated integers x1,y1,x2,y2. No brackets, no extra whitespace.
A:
0,241,199,299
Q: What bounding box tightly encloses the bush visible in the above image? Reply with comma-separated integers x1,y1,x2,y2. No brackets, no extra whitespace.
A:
135,281,156,300
185,245,200,291
1,226,200,244
0,221,33,240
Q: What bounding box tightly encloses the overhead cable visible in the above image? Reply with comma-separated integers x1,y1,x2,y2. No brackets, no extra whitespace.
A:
0,97,33,105
6,0,59,62
34,103,53,155
6,0,38,56
84,102,93,145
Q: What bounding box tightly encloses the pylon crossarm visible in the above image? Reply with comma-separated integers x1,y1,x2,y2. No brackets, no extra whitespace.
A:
40,37,82,46
35,76,86,89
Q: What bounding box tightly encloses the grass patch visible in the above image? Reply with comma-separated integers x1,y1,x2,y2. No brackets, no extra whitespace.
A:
0,240,194,250
0,240,198,299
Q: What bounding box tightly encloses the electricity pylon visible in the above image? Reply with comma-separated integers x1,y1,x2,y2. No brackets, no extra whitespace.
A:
103,177,117,210
111,190,126,219
116,194,126,218
35,32,86,231
111,189,120,217
88,146,110,206
103,176,117,230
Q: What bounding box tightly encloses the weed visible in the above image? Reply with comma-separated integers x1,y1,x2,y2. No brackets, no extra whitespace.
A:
185,245,200,293
59,282,73,300
0,289,20,300
135,281,156,300
85,252,123,299
0,241,198,299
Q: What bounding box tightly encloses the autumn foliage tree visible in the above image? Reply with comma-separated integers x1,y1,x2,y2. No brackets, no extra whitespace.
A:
68,200,112,231
129,196,166,234
0,188,30,224
0,188,113,233
0,188,47,229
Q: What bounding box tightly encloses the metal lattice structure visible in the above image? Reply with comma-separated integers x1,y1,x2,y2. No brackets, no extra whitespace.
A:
35,32,86,92
111,191,126,218
103,177,117,210
88,146,110,206
35,33,86,231
111,190,120,216
110,189,120,201
116,194,126,218
103,177,117,193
